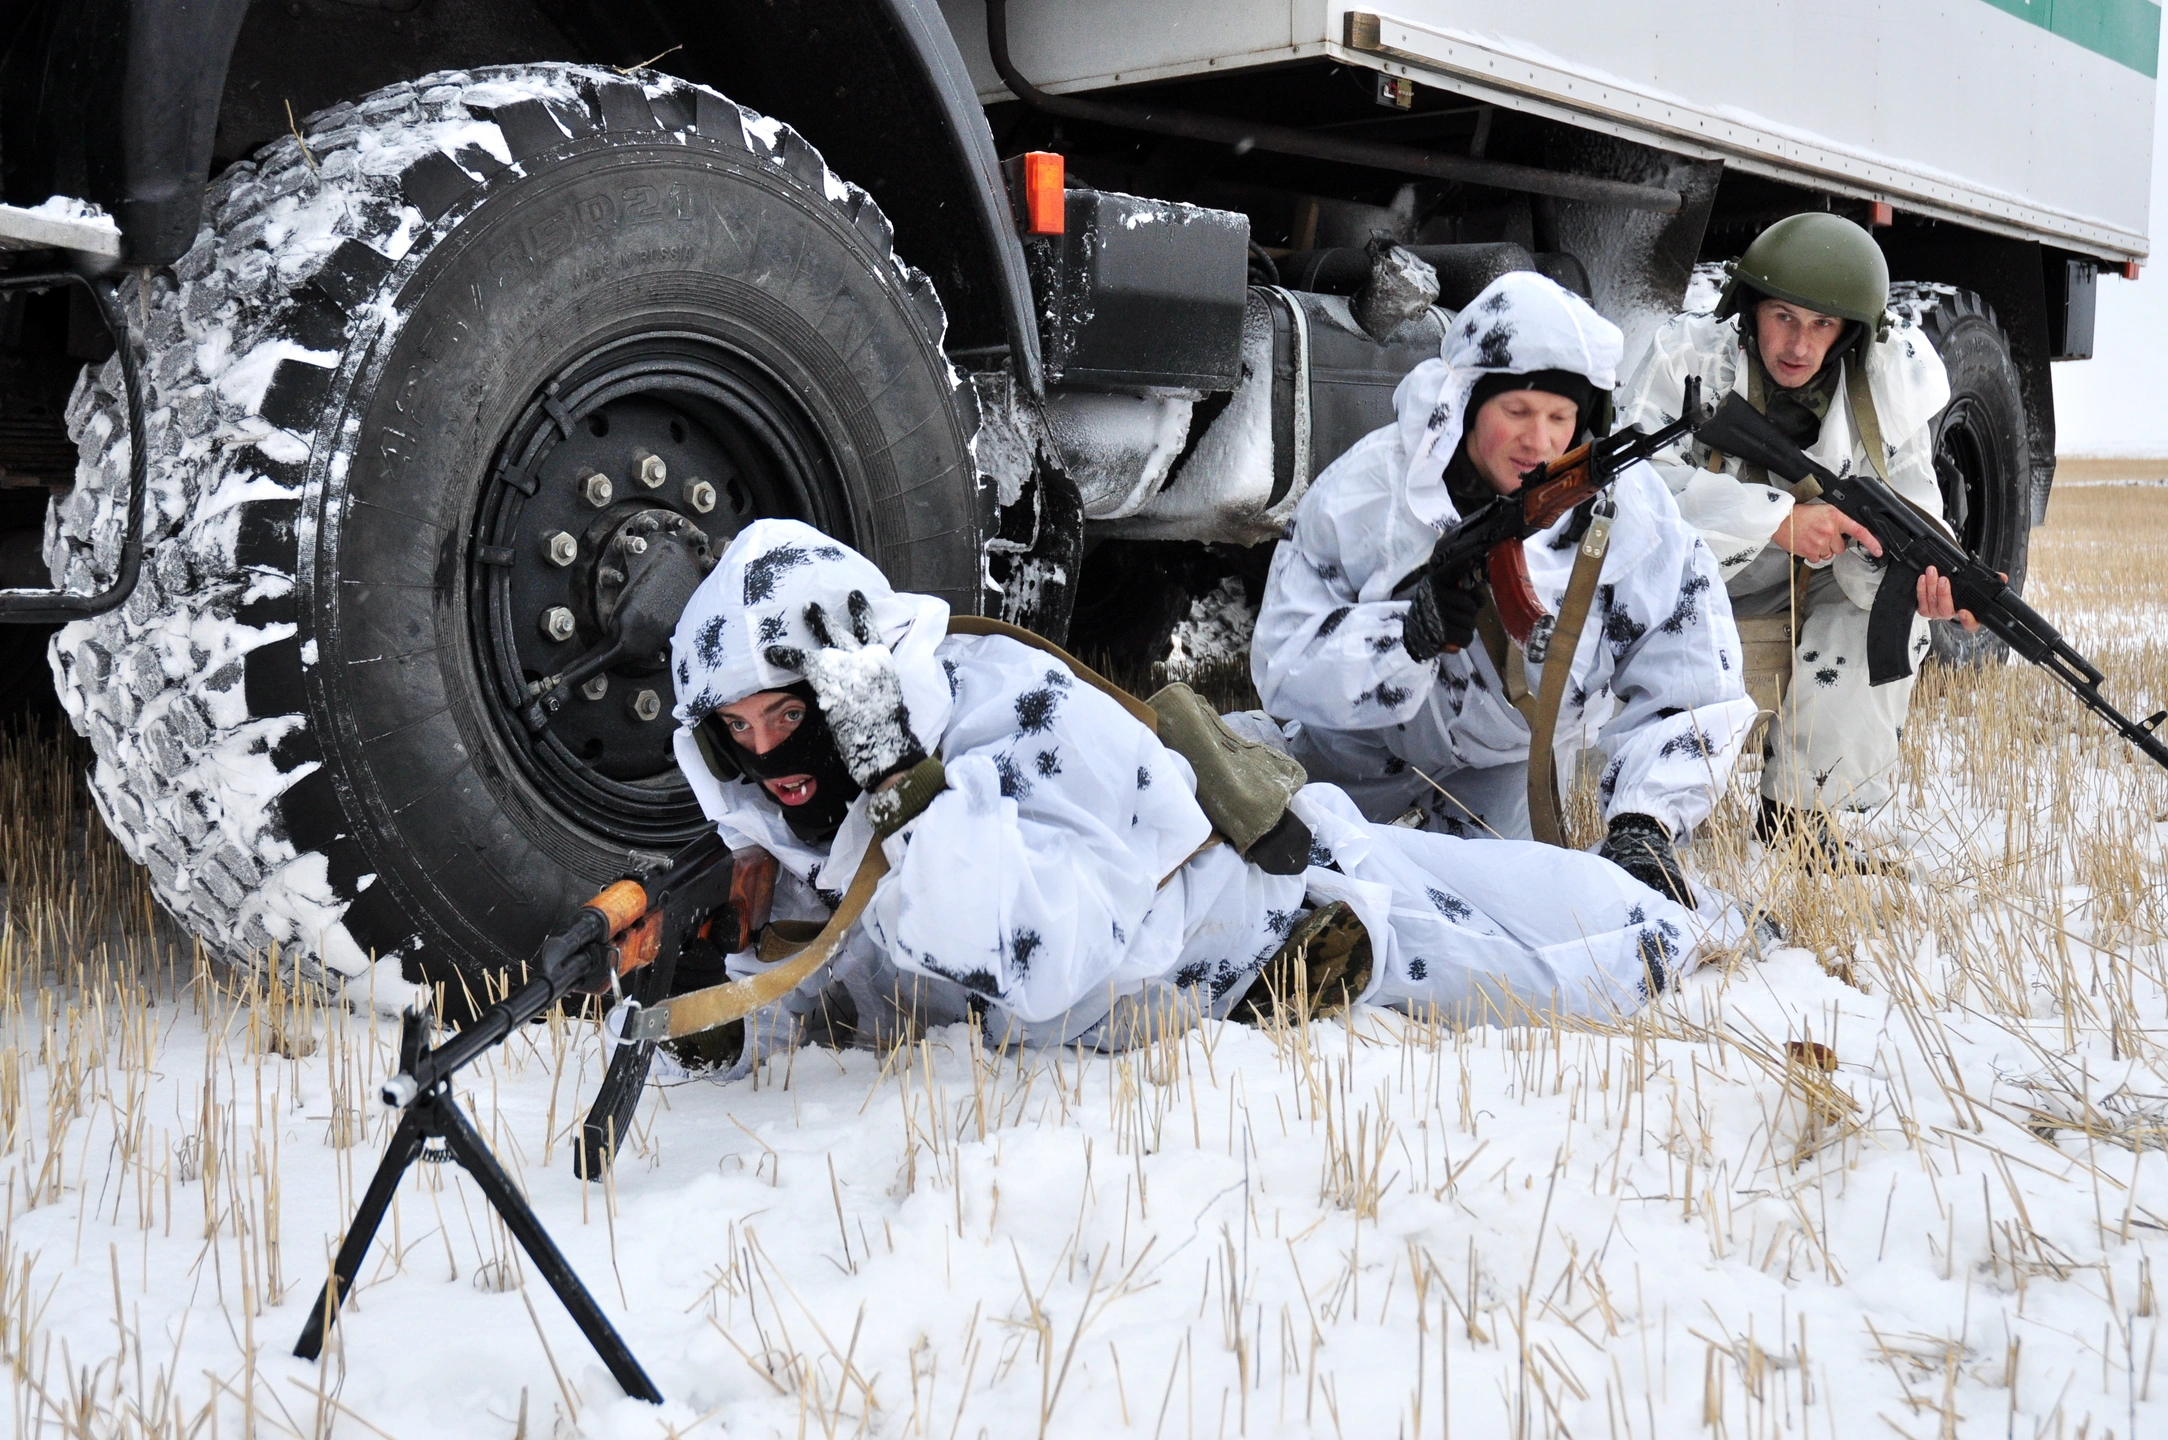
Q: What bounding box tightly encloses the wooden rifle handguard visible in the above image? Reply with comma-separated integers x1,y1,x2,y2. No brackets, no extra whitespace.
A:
1486,444,1605,646
580,843,780,985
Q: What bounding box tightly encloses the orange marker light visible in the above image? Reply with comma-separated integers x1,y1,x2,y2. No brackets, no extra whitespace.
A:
2124,260,2143,282
1023,151,1065,236
1868,201,1894,228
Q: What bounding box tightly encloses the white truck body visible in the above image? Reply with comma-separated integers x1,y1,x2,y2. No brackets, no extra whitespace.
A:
945,0,2157,262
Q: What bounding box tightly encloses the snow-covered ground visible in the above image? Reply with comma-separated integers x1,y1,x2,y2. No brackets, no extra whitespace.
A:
4,490,2166,1440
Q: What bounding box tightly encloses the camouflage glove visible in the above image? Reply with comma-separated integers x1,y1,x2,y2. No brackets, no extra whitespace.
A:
763,590,927,789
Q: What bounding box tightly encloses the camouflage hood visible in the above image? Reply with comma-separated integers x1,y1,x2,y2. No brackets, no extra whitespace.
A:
669,519,954,760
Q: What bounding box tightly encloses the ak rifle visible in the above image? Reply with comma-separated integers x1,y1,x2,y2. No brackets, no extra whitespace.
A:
1393,377,1710,650
1694,392,2168,773
295,827,775,1402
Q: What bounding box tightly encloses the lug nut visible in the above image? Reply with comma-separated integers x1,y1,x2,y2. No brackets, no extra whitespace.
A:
541,606,577,642
621,534,648,555
684,478,717,514
630,689,663,722
545,531,577,566
634,450,667,489
580,675,609,701
579,470,613,507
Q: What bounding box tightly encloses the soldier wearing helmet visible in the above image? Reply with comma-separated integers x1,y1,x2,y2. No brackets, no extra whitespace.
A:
1614,213,1979,867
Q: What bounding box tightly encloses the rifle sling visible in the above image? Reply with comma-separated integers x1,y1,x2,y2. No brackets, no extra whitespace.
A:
1524,508,1613,847
1737,357,1776,494
948,615,1161,731
1473,599,1529,709
627,842,890,1043
1844,360,1890,483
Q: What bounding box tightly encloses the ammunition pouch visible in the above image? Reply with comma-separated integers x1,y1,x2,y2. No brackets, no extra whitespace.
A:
1145,681,1312,874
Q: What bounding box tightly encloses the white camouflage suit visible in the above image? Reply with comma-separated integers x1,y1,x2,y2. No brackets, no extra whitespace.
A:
666,520,1743,1066
1614,308,1950,811
1252,272,1759,841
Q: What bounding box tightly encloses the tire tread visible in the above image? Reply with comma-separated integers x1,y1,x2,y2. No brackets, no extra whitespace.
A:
47,62,967,989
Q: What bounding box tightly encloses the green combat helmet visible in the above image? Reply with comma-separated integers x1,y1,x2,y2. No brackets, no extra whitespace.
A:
1715,212,1891,340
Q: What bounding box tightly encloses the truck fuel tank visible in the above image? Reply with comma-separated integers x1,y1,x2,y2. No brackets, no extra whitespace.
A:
1022,186,1250,394
1087,286,1451,544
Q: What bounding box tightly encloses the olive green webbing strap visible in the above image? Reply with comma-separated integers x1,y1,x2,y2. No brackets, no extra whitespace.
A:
1845,359,1947,531
946,614,1161,731
1474,601,1531,713
625,842,888,1043
1845,360,1891,482
1737,355,1775,492
1524,508,1614,848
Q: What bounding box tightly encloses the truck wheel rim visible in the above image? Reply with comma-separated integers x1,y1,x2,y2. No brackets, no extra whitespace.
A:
468,330,845,845
1932,396,2002,560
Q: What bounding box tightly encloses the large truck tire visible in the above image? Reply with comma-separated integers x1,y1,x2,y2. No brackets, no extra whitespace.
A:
1889,283,2031,666
45,65,981,998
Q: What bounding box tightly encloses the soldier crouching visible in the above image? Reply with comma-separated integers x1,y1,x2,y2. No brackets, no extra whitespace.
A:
1614,214,1982,867
1248,271,1760,904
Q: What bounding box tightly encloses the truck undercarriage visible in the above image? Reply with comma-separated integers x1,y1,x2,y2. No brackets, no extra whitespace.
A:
0,0,2119,992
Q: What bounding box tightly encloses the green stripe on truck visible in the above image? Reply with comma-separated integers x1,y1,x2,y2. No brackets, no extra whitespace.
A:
1977,0,2161,78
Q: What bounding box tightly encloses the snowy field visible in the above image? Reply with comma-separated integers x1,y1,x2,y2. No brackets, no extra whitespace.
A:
3,484,2166,1440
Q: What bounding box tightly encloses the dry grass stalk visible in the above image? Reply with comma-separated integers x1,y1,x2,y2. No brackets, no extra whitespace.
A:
1,487,2164,1437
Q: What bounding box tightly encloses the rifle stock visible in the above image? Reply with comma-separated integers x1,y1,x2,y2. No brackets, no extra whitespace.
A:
1693,393,2168,774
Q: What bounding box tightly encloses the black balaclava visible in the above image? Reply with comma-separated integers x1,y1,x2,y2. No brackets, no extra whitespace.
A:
700,681,862,844
1446,368,1604,511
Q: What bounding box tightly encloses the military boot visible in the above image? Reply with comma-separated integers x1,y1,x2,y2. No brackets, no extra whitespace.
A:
1755,799,1910,877
1235,902,1373,1024
1597,812,1697,908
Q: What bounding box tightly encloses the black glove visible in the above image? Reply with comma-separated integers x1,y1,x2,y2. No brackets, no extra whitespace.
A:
1597,812,1697,910
1400,570,1483,662
763,590,927,789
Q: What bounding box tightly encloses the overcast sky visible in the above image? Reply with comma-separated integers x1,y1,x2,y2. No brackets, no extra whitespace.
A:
2049,89,2168,456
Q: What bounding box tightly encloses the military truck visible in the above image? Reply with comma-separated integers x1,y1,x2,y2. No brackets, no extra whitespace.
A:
0,0,2150,995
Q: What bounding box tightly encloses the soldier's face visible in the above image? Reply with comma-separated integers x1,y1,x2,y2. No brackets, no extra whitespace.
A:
1467,389,1583,494
1754,298,1847,388
713,690,820,805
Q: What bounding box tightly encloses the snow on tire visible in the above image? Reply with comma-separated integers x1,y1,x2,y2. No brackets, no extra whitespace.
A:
46,64,982,1001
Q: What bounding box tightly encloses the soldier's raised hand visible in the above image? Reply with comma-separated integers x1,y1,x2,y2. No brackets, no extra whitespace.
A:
763,590,928,787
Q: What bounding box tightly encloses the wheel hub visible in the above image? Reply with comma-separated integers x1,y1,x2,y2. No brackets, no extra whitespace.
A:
1933,399,1997,555
469,333,846,846
593,508,710,632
